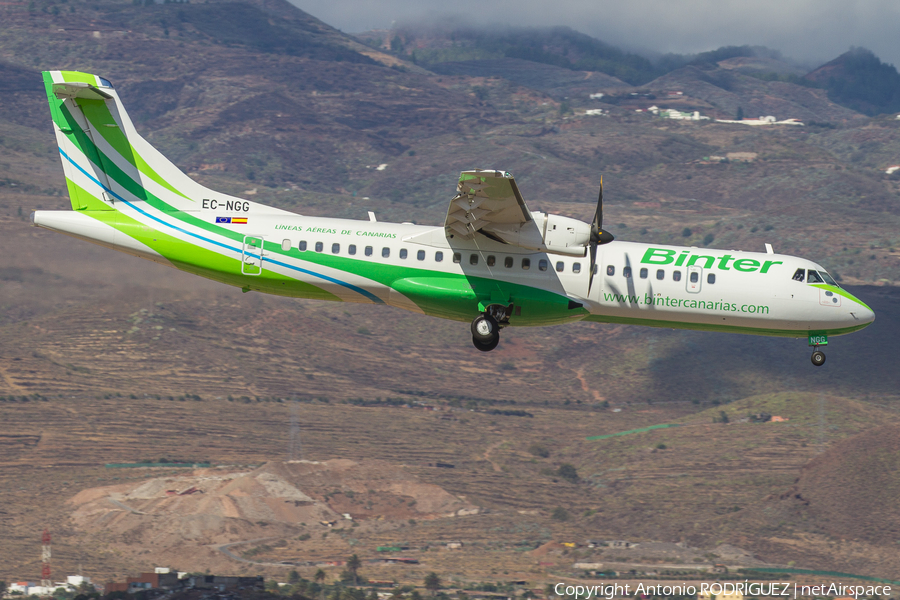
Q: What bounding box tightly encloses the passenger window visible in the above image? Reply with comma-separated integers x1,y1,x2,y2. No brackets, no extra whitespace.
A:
522,258,531,270
556,261,564,272
470,254,479,265
348,244,356,255
435,251,443,262
607,265,615,276
365,246,373,256
792,268,805,282
539,259,548,271
640,268,648,279
707,273,716,284
315,241,323,252
453,252,461,263
281,239,291,251
332,243,340,254
299,240,307,251
573,263,581,274
417,250,425,261
656,269,664,280
382,247,390,258
807,270,824,283
504,257,513,268
399,249,408,259
690,271,699,283
487,255,496,266
623,266,632,278
673,270,682,281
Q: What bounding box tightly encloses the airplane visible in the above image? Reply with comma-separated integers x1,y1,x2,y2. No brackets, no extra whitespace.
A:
32,71,875,367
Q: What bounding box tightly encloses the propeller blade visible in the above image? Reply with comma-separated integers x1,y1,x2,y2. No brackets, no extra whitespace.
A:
587,176,613,295
588,242,597,293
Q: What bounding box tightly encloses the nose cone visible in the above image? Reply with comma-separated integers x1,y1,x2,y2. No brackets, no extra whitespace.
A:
856,303,875,325
846,292,875,327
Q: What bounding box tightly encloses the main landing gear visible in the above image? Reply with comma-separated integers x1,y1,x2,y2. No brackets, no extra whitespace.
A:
811,348,826,367
471,304,512,352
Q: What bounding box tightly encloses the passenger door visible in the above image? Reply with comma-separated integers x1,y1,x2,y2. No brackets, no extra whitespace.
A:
242,235,264,275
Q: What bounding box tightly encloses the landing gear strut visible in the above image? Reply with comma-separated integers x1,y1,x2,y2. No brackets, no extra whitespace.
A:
811,348,826,367
471,304,512,352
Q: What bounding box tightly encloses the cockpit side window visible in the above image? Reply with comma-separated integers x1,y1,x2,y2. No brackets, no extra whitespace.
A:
807,270,824,284
792,268,805,282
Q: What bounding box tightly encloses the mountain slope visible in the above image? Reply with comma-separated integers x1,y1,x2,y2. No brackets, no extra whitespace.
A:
806,47,900,116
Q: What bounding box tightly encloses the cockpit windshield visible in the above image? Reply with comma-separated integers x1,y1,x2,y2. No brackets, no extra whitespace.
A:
804,269,840,287
819,271,839,287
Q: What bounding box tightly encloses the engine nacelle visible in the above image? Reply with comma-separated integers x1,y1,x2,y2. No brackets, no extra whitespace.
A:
537,213,591,254
483,212,590,257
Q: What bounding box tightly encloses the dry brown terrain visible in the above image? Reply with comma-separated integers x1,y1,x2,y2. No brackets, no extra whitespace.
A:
2,0,900,587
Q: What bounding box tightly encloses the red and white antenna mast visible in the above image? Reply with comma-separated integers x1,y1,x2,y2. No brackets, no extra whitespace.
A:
41,529,52,589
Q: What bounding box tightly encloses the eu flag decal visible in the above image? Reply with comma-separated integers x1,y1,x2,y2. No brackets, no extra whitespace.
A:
216,216,231,224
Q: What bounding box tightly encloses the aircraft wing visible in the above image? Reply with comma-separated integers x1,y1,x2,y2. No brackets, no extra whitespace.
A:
445,170,545,248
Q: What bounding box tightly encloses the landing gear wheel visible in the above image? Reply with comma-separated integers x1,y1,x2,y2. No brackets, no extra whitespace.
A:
471,314,500,351
811,350,826,367
472,335,500,352
471,314,499,343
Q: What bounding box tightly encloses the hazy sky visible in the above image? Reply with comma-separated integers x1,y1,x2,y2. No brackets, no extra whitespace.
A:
289,0,900,69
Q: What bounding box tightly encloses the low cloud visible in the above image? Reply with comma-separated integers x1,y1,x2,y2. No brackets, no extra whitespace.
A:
290,0,900,69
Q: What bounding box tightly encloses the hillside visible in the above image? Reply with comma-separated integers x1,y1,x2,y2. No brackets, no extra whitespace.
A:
792,424,900,544
806,48,900,116
3,390,900,581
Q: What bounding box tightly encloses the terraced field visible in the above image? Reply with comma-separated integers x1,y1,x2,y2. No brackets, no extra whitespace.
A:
2,387,899,582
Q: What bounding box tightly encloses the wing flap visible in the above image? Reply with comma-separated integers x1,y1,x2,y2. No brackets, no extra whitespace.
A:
446,170,538,238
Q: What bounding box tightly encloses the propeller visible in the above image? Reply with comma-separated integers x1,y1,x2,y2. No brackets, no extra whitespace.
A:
588,176,615,294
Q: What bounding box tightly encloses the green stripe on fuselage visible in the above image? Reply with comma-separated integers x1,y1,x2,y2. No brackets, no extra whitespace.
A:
810,284,871,311
66,180,341,301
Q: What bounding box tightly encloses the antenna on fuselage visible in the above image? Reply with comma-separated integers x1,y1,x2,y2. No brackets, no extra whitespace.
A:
368,211,377,222
765,243,774,254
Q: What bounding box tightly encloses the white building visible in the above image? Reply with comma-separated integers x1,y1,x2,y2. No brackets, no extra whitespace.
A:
715,116,804,126
67,576,92,587
589,93,605,100
647,106,709,120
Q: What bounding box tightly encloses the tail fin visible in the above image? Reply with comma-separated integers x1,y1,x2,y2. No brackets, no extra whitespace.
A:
42,70,265,215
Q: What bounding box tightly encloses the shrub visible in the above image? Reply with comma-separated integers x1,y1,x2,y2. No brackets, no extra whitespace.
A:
528,443,550,458
551,506,570,521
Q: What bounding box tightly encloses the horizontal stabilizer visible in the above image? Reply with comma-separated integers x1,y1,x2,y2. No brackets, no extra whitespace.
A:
52,81,112,101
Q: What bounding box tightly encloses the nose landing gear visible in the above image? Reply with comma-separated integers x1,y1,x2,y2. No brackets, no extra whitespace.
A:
811,348,826,366
471,304,512,352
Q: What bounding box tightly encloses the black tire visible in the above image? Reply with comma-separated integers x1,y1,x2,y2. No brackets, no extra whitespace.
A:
811,350,826,366
472,335,500,352
471,314,499,343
